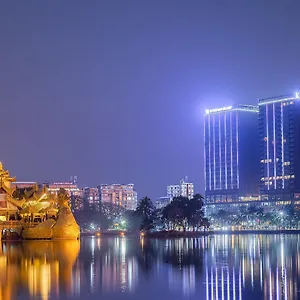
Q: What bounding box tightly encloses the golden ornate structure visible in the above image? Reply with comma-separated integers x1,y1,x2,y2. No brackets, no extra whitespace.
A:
0,162,80,240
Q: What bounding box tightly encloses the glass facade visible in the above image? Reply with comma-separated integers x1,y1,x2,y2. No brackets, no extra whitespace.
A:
259,94,300,201
204,105,259,204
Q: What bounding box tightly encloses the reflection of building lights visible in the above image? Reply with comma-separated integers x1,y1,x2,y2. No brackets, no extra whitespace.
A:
140,238,144,250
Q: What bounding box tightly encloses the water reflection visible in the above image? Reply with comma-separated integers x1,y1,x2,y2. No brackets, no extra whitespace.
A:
0,235,300,299
0,240,80,300
205,235,300,300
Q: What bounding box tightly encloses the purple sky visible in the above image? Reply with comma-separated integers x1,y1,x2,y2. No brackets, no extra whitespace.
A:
1,1,300,199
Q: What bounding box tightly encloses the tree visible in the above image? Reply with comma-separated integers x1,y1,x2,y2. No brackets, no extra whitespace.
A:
187,194,205,231
162,197,189,231
161,194,207,231
135,197,155,232
201,217,210,231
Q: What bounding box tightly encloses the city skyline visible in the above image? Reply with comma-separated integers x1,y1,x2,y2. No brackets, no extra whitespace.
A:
1,2,300,198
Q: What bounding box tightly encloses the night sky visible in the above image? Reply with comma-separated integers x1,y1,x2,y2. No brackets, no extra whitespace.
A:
1,1,300,199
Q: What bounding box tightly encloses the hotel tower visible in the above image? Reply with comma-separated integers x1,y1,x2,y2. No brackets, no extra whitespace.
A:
204,105,260,210
259,93,300,203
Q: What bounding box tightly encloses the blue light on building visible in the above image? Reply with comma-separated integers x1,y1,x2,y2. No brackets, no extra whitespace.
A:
204,105,260,206
259,93,300,202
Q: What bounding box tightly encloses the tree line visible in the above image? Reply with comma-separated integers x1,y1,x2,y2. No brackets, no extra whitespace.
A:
134,194,209,232
210,204,300,229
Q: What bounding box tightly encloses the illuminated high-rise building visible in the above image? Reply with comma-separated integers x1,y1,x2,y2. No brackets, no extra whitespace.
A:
100,184,137,211
204,105,259,207
83,187,100,212
259,93,300,202
167,177,194,199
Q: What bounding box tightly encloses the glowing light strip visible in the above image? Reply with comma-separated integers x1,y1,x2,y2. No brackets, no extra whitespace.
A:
273,103,277,189
205,106,232,114
276,267,279,300
233,268,236,300
227,267,230,300
205,106,258,114
215,268,218,299
242,257,245,286
259,97,295,106
206,268,209,300
225,113,228,190
204,117,206,191
230,112,233,189
219,115,222,190
284,268,287,300
211,267,214,300
266,105,270,190
222,268,224,300
260,260,263,288
281,103,285,189
269,269,272,299
208,115,212,190
234,109,258,113
239,266,242,300
236,112,240,188
213,115,216,190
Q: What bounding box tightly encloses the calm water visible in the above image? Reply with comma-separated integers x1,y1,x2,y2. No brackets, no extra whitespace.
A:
1,234,300,299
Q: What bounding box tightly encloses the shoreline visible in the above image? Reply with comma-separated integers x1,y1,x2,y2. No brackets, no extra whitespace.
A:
147,230,300,237
80,229,300,238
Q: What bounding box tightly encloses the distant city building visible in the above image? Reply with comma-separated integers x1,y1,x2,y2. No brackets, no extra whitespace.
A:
155,196,172,210
48,182,79,194
70,176,78,185
100,184,137,211
83,187,100,212
204,105,260,212
47,178,83,212
167,177,194,200
11,182,37,189
259,93,300,203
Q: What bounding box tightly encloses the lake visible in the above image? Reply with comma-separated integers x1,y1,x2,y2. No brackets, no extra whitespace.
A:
1,234,299,299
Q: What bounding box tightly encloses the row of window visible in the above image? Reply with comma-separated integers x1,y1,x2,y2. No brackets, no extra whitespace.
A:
206,186,239,191
261,175,295,181
260,159,291,166
261,175,295,185
263,137,287,143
